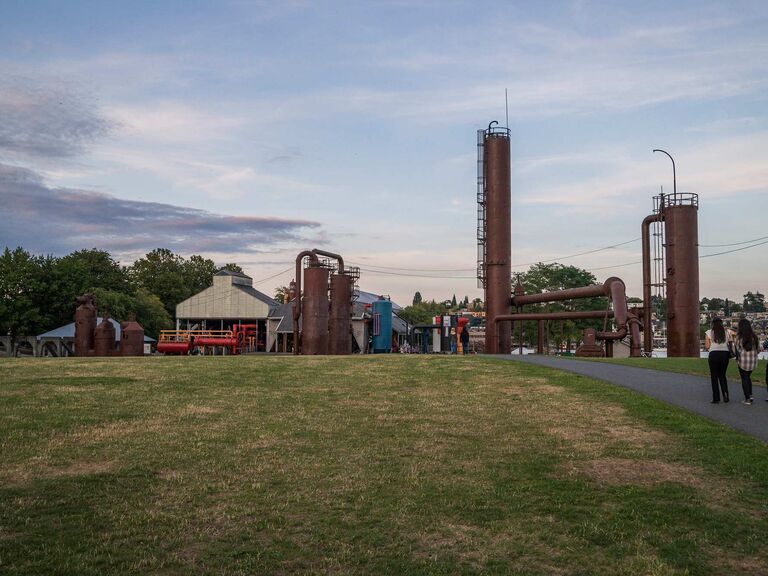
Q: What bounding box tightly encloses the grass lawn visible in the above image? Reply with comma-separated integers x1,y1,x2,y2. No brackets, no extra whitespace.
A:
581,357,767,388
1,356,767,575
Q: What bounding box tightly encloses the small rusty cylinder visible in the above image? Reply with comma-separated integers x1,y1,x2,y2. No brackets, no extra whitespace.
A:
120,319,145,356
328,273,353,355
94,316,116,357
302,265,329,355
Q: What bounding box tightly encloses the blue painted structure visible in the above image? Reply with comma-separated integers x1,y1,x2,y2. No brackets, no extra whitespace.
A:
372,299,393,353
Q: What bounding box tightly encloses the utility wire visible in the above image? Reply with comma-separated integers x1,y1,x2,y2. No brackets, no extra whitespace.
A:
700,234,768,248
251,266,293,286
700,238,768,258
348,237,641,273
244,235,766,284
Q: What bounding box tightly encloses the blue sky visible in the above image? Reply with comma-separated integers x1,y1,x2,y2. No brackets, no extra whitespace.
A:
1,0,766,305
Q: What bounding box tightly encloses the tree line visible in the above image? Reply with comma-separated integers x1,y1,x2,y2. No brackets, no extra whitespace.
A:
0,246,243,343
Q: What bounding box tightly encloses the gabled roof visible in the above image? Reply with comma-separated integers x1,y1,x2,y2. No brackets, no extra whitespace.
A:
356,290,402,310
37,318,156,342
233,284,279,308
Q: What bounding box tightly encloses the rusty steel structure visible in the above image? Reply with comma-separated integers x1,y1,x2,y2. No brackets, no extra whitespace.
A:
302,264,330,355
329,272,353,355
73,293,145,357
292,249,357,355
94,313,117,357
497,277,641,357
477,122,512,354
74,293,97,357
641,192,700,357
120,317,145,356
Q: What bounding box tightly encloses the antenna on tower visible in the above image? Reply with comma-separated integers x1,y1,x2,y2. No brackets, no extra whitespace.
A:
505,88,509,128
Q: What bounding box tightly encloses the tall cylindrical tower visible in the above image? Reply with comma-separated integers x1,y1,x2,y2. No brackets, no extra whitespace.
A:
302,264,330,355
663,193,700,357
480,124,512,354
328,273,353,355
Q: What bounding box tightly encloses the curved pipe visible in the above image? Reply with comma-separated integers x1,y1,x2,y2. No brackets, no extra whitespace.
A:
293,251,319,355
502,276,642,357
312,249,345,273
642,213,663,354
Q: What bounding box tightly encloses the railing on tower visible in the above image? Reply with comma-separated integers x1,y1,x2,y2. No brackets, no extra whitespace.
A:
476,129,486,289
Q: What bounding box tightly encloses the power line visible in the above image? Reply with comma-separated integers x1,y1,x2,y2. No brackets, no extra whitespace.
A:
700,238,768,258
348,237,642,273
512,237,640,268
700,234,768,248
251,266,293,285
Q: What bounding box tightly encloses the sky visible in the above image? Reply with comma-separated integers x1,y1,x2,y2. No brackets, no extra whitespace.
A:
0,0,766,306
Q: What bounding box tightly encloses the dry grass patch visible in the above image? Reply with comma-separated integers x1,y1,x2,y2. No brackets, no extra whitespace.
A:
575,457,704,488
178,404,222,417
3,459,116,487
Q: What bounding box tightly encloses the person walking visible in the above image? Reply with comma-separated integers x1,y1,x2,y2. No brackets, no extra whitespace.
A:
705,317,731,403
733,318,760,405
460,325,470,355
449,327,457,354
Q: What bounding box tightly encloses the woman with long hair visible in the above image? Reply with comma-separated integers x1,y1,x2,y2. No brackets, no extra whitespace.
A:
705,317,731,403
734,318,760,405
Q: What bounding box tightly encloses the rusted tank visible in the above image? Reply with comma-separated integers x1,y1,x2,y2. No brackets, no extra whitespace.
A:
120,318,144,356
94,314,116,357
302,264,329,355
328,273,353,355
664,194,700,357
74,293,97,356
483,123,512,354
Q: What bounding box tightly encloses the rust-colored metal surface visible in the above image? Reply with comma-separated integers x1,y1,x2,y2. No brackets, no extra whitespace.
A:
664,196,700,357
512,283,605,306
302,265,329,355
292,251,319,355
328,273,353,355
483,125,512,354
502,277,642,357
575,328,605,357
94,314,116,357
641,212,663,354
74,293,97,357
120,318,144,356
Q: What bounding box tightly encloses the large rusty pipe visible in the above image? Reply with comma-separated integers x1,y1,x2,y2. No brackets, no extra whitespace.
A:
641,213,663,355
494,310,615,323
512,284,606,306
293,250,319,355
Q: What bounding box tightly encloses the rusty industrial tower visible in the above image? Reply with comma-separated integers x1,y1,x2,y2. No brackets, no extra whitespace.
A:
477,122,512,354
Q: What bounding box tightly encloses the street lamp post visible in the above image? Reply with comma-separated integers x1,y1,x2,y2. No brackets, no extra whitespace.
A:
653,149,676,201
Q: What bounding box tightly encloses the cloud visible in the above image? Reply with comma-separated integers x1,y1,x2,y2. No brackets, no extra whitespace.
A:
0,76,112,160
0,163,321,257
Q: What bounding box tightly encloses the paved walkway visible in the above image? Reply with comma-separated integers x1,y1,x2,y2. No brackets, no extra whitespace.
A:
500,355,768,444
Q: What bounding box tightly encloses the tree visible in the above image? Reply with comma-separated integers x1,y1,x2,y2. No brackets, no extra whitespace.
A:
398,299,448,326
48,249,131,327
451,294,457,308
129,248,189,317
471,297,483,311
743,291,766,313
0,247,48,346
412,291,422,306
274,285,291,303
221,262,244,274
182,255,218,295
